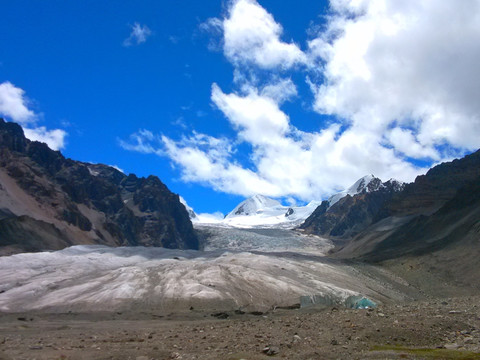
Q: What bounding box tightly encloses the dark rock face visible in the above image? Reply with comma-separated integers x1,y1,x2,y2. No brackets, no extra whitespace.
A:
320,149,480,265
285,208,294,217
350,175,480,262
382,150,480,217
301,150,480,244
0,118,198,254
300,180,403,238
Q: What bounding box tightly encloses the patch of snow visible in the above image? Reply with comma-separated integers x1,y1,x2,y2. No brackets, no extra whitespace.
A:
87,167,100,177
179,196,197,219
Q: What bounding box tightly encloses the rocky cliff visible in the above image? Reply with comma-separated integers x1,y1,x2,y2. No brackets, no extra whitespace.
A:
326,149,480,263
300,150,480,292
0,119,198,254
300,178,404,238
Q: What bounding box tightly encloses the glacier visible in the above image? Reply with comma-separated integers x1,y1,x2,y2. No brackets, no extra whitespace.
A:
0,227,411,313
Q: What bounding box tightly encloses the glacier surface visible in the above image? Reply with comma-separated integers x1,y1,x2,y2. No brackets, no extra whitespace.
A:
0,227,410,313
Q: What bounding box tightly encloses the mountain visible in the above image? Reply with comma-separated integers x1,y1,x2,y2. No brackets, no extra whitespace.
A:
300,176,404,238
299,152,480,294
328,175,385,207
211,194,321,228
225,194,282,218
333,149,480,260
0,119,198,255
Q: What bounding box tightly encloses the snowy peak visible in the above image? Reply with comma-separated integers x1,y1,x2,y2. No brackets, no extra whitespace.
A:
350,174,381,193
328,175,404,208
226,195,282,218
328,175,381,207
201,195,322,228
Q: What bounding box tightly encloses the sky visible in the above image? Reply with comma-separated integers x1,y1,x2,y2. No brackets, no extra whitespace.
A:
1,0,480,217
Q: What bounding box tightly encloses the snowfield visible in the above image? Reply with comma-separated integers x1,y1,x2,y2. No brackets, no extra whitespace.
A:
194,194,322,228
0,227,410,313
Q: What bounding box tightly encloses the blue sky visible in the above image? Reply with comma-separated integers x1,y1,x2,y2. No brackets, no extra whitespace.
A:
1,0,480,216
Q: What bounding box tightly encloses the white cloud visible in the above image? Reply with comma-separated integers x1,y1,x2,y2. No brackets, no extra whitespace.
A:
260,78,297,104
221,0,306,69
308,0,480,155
128,86,422,201
211,83,289,146
195,212,225,224
122,0,480,202
0,81,68,150
386,127,439,160
118,129,160,154
123,23,152,47
23,127,67,151
0,81,36,124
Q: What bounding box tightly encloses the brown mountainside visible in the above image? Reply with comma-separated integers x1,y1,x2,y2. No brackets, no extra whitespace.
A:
0,119,198,255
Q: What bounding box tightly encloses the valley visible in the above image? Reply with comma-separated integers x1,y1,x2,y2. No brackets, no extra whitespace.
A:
0,226,414,314
2,224,479,359
0,118,480,359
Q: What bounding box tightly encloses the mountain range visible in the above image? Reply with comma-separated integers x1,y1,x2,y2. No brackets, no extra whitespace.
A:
1,116,480,283
0,118,198,255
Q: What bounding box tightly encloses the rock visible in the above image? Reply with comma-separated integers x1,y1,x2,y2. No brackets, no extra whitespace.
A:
250,311,264,316
263,346,280,356
29,345,43,350
211,312,229,319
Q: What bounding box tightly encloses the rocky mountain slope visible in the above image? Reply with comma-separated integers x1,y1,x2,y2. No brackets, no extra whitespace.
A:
0,119,198,254
298,150,480,294
300,177,405,239
299,150,480,293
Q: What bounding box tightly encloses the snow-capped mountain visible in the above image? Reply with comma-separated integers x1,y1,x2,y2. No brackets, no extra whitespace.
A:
226,197,323,228
225,194,282,218
328,175,404,207
192,194,320,228
187,176,403,229
300,175,406,238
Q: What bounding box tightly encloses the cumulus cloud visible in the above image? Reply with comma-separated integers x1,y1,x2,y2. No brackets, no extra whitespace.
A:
219,0,306,69
123,23,152,47
308,0,480,157
0,82,36,123
127,85,421,200
211,83,290,146
123,0,480,202
23,127,67,151
0,81,67,150
260,78,297,104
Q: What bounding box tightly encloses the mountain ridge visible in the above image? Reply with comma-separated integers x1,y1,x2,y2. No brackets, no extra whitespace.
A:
0,118,198,254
